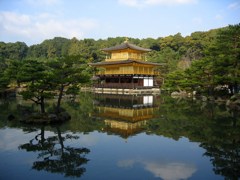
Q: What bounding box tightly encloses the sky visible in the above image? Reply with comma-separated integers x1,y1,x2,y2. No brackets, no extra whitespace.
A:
0,0,239,45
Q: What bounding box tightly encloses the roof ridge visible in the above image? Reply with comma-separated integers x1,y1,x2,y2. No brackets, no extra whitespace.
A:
101,42,151,52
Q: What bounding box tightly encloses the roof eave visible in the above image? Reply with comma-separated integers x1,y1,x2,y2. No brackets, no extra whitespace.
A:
89,60,165,66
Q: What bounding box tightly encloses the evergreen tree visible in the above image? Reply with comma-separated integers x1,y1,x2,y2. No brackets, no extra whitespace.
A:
211,24,240,94
47,56,90,113
17,59,54,113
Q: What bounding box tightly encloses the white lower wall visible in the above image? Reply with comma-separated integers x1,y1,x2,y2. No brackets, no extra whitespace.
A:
143,78,153,87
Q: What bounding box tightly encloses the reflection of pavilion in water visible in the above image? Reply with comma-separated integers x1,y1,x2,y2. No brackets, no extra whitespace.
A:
94,94,159,138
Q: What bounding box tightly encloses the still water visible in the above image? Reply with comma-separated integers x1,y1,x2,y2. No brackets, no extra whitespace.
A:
0,93,239,180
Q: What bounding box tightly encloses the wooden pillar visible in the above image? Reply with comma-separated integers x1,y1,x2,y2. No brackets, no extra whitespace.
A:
118,75,120,89
105,76,106,88
131,75,133,89
138,75,139,88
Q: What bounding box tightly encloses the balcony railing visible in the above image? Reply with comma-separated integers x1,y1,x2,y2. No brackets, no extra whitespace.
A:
105,54,146,61
96,70,160,76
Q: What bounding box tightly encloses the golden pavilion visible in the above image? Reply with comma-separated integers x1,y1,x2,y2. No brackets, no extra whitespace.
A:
89,40,162,94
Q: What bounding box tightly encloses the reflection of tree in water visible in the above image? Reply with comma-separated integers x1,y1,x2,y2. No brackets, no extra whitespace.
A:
19,126,90,177
147,97,240,179
201,141,240,180
200,109,240,180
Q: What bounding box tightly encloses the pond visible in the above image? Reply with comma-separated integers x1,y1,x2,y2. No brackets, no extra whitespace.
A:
0,93,239,180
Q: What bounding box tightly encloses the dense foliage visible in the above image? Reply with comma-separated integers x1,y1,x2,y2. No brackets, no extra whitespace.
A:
163,24,240,95
0,23,239,97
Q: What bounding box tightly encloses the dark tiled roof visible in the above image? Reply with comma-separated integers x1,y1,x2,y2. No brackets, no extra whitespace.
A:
89,60,163,66
102,42,151,52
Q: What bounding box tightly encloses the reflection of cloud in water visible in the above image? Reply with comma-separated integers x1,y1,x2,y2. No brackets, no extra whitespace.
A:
0,128,35,151
118,159,196,180
144,162,196,180
0,128,99,152
77,133,99,146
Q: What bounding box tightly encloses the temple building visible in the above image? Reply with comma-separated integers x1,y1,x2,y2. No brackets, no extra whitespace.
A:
89,40,162,94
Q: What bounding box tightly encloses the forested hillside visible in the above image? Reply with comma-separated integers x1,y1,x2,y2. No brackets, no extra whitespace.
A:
0,23,239,96
0,29,219,64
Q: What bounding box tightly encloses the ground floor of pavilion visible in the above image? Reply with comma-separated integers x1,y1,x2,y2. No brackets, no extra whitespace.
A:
93,74,160,89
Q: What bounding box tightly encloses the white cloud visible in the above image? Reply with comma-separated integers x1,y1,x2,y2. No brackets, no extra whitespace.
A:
118,0,141,7
118,0,197,7
37,12,58,19
145,0,197,5
0,11,98,45
228,2,240,9
0,11,30,26
24,0,61,6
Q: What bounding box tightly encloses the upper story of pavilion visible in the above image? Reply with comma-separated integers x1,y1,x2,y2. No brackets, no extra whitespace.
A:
102,41,151,62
